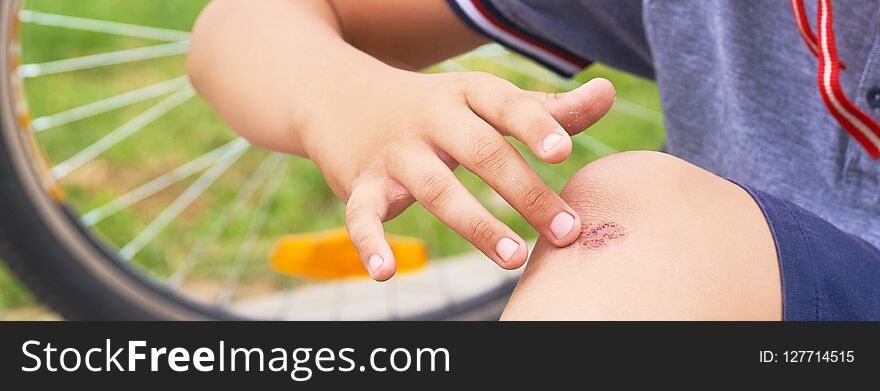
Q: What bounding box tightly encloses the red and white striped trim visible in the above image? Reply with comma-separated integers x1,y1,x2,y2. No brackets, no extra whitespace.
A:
792,0,880,157
449,0,586,75
791,0,820,57
790,0,846,69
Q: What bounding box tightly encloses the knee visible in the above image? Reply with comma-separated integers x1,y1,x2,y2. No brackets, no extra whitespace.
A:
501,151,781,320
531,150,720,258
557,150,710,231
567,150,692,188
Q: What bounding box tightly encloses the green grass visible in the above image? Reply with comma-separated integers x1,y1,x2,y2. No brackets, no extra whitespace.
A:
0,0,664,317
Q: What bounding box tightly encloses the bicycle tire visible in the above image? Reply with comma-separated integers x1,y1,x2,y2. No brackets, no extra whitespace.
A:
0,0,514,320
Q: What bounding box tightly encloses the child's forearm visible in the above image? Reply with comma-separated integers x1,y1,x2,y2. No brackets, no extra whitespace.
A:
188,0,380,156
187,0,483,157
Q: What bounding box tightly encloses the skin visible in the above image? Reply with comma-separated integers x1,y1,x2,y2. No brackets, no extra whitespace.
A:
501,152,782,320
188,0,615,280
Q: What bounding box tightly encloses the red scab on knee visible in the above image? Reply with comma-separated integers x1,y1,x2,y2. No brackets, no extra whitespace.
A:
575,221,627,250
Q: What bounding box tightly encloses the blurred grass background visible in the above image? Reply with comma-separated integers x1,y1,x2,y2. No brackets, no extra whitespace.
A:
0,0,664,319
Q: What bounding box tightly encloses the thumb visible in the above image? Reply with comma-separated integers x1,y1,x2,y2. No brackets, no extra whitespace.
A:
527,78,616,136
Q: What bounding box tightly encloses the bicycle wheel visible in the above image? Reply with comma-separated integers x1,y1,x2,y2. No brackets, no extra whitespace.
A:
0,0,554,320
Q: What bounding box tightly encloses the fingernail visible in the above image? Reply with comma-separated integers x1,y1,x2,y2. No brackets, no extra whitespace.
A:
550,212,576,240
368,255,384,277
542,133,564,154
495,237,520,263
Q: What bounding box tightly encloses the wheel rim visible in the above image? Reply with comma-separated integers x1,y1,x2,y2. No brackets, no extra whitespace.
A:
4,0,557,320
4,0,662,320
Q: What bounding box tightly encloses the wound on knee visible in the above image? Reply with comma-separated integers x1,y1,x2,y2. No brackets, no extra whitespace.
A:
575,221,627,250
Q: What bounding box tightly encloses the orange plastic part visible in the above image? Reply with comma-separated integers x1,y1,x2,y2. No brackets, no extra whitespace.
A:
270,228,428,280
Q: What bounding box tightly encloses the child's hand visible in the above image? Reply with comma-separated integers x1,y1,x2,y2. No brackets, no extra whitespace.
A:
300,70,615,281
188,0,614,281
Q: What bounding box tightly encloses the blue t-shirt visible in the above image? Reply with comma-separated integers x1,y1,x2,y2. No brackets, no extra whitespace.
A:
448,0,880,249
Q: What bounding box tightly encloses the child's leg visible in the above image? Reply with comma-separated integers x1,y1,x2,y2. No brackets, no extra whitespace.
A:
501,151,782,320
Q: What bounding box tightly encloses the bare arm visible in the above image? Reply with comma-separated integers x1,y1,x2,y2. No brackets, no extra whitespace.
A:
188,0,615,281
187,0,484,155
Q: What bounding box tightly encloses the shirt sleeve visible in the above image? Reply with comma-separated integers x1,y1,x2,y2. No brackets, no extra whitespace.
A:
446,0,654,79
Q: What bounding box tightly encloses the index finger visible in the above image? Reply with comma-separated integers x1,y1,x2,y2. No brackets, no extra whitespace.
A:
432,112,582,247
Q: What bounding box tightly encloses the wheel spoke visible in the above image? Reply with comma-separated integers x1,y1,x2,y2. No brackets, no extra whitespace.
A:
32,76,189,132
51,86,194,180
19,10,191,42
216,158,290,305
612,98,664,124
573,132,619,156
119,138,251,260
18,41,189,78
81,139,241,226
168,153,286,288
12,28,612,318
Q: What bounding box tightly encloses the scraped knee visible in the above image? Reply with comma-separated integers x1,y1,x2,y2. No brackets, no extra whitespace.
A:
556,150,697,251
502,151,781,320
